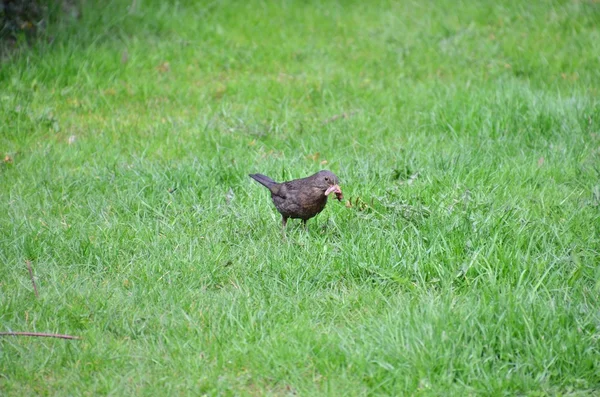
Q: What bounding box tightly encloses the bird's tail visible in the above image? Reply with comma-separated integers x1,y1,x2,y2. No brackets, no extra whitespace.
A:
249,173,277,189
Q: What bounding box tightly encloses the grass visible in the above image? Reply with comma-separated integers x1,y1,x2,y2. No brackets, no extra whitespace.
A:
1,0,599,394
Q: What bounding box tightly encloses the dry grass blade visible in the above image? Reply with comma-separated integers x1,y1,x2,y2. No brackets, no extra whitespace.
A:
26,260,38,298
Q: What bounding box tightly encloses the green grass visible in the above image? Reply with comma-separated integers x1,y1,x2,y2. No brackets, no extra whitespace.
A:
1,0,600,394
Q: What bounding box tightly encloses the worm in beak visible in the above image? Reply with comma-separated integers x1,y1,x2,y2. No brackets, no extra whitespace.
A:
325,184,343,201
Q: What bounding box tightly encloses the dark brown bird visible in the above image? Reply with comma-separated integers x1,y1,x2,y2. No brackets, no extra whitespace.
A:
249,170,343,229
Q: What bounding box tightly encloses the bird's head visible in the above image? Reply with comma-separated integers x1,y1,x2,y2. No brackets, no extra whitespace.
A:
314,170,343,200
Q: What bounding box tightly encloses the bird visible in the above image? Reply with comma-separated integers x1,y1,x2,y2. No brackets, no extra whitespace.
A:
249,170,343,230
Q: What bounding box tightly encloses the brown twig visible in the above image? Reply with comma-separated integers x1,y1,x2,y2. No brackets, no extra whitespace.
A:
323,110,359,124
26,260,39,298
0,332,81,340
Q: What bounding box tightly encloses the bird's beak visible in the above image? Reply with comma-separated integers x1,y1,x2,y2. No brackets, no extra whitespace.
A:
325,184,343,201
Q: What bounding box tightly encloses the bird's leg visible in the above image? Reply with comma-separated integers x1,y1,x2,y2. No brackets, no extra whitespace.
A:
281,216,288,239
302,219,308,231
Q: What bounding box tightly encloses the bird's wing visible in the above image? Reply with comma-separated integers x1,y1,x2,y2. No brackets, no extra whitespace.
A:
271,183,287,199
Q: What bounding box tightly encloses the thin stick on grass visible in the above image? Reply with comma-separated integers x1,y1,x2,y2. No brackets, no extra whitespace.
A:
0,332,81,340
26,260,39,298
323,110,358,124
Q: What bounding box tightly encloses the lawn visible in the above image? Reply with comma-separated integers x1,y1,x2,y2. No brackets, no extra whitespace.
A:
1,0,599,395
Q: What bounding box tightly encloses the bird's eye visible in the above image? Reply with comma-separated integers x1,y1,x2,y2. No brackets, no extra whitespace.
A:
324,177,329,181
